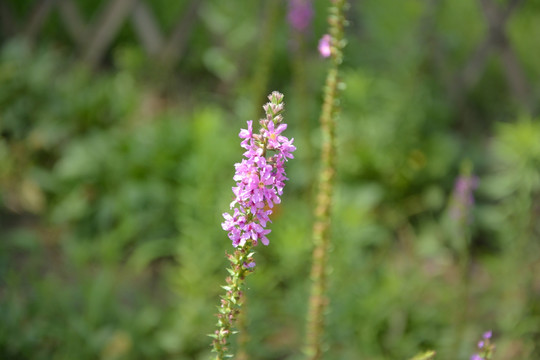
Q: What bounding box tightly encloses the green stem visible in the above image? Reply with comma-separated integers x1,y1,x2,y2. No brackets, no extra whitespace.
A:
211,245,254,360
305,1,347,359
291,32,315,196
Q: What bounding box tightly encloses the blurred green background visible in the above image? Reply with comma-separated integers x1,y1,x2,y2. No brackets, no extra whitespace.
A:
1,0,539,359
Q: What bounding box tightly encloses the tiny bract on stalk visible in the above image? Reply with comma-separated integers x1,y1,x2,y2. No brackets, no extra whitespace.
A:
210,91,296,360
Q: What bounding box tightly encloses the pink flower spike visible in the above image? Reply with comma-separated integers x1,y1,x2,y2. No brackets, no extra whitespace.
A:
222,91,295,249
318,34,332,58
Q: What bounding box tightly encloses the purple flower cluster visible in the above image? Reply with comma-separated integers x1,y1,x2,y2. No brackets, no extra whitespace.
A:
287,0,314,33
470,331,494,360
222,92,295,249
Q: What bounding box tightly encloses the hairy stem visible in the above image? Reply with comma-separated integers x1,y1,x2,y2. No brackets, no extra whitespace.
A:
305,1,347,359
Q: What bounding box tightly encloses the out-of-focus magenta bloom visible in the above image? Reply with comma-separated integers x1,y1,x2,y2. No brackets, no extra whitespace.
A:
318,34,332,58
450,174,479,223
287,0,314,33
222,92,295,249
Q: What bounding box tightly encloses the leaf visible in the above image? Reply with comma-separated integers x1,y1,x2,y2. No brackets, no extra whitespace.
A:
409,350,436,360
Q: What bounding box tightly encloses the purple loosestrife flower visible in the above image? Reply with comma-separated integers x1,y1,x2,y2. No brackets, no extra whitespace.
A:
288,0,314,33
222,92,296,251
212,92,295,359
318,34,332,58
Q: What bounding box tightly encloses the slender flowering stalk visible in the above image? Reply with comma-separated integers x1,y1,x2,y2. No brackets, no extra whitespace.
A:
449,173,479,226
288,0,315,197
447,161,478,246
305,1,347,359
210,91,296,360
447,162,478,352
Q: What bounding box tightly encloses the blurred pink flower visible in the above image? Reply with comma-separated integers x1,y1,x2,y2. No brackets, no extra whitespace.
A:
318,34,332,58
450,174,479,223
287,0,314,33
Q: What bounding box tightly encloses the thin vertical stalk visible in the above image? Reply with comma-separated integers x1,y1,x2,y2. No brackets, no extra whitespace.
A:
235,297,249,360
291,33,315,196
448,163,477,357
211,246,254,360
305,1,347,359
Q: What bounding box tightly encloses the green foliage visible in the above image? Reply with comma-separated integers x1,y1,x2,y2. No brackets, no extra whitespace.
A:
1,0,540,359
